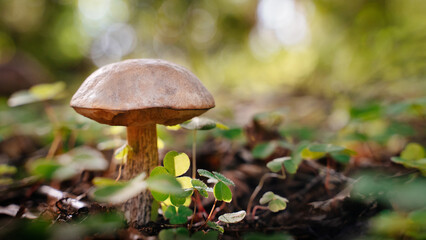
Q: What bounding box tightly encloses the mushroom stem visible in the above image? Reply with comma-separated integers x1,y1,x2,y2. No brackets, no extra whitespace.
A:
123,124,158,226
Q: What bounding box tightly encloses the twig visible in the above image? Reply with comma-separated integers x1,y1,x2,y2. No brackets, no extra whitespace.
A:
192,130,197,179
189,191,198,229
206,199,217,222
251,205,269,218
46,132,62,159
209,201,226,220
197,199,217,231
115,163,123,182
38,185,87,210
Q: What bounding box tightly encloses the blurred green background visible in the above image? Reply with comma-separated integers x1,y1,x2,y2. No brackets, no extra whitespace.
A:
0,2,425,239
0,0,425,132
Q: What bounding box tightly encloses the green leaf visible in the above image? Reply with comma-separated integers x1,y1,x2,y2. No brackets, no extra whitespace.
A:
300,147,326,160
92,185,126,200
215,122,229,130
147,174,184,195
259,192,288,212
191,179,208,189
92,173,147,204
198,169,234,186
309,144,345,153
0,164,17,176
180,117,216,130
52,165,79,181
151,191,169,202
164,205,192,224
207,221,224,233
164,205,176,219
158,227,189,240
29,158,62,180
277,141,295,150
149,167,173,201
213,181,232,203
283,159,298,174
400,143,425,161
198,169,217,180
213,171,235,186
29,82,66,101
252,142,277,159
218,210,246,223
391,157,426,175
266,157,291,172
163,151,190,177
150,166,170,177
350,103,382,121
170,195,187,206
268,198,288,212
178,205,193,217
8,82,66,107
93,177,124,187
191,179,209,198
217,128,243,140
330,152,351,163
7,90,38,107
59,146,109,171
259,191,275,204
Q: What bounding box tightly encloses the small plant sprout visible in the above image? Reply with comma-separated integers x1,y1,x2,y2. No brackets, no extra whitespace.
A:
180,117,227,178
391,143,426,175
246,156,289,219
196,168,246,230
70,59,215,226
254,191,288,216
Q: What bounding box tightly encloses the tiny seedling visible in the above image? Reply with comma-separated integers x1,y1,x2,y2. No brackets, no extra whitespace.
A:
391,143,426,175
246,156,289,219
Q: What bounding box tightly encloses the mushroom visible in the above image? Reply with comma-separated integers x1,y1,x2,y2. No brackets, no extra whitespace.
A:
70,59,215,226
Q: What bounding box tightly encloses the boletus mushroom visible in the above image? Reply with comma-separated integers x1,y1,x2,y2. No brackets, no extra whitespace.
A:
70,59,214,226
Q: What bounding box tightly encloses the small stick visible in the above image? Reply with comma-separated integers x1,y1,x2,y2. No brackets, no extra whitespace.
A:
189,191,198,229
206,199,217,222
192,130,197,179
251,205,269,218
38,185,87,209
197,200,218,231
210,201,226,220
46,132,62,159
115,163,123,182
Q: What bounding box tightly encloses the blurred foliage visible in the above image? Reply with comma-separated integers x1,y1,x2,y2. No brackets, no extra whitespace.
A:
0,0,424,106
0,0,425,146
0,212,124,240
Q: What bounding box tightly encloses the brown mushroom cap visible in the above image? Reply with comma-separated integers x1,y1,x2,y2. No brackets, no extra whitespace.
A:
71,59,215,126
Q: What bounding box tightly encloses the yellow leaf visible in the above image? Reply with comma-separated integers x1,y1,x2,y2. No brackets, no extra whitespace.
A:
301,148,325,160
158,138,164,150
176,176,192,189
166,125,181,131
29,82,66,101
